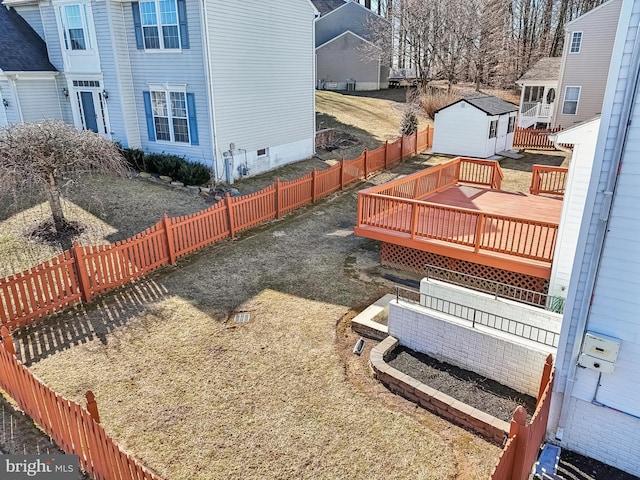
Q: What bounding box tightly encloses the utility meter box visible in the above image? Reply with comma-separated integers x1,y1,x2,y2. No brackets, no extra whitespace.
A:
578,332,621,373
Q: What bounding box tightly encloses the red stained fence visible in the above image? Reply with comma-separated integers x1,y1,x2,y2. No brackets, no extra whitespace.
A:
530,165,569,196
513,127,572,150
0,327,162,480
0,126,433,332
490,355,555,480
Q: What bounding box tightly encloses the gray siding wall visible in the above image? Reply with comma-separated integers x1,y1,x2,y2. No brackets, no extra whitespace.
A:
0,79,19,124
39,4,64,71
550,0,640,474
316,34,379,87
205,0,315,159
315,2,382,46
15,78,63,122
554,0,623,128
13,5,45,39
123,0,212,163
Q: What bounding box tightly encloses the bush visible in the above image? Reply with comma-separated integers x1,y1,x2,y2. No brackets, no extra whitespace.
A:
400,111,418,137
176,161,211,186
420,88,461,119
145,153,186,178
120,147,146,172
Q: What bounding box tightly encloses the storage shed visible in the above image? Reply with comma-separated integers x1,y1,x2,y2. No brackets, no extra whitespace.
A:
432,96,518,158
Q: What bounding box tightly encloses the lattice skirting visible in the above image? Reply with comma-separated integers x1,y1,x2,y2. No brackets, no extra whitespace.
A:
381,243,549,295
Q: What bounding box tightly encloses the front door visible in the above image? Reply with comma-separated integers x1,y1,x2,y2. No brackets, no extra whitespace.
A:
73,85,110,138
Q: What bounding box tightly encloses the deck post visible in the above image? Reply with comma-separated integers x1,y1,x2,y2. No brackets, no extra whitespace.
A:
410,201,420,239
474,213,485,254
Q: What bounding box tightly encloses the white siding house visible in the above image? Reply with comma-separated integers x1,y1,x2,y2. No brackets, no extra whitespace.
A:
548,0,640,475
432,96,517,158
546,117,600,301
2,0,318,183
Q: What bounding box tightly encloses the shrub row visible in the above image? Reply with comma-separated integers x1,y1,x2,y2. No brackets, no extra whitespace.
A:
120,148,211,186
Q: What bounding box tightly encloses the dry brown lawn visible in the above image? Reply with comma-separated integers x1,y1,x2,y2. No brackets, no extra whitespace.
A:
22,185,500,480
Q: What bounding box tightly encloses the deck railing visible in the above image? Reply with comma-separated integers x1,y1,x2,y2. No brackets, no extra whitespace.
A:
358,192,558,263
513,127,570,150
530,165,569,196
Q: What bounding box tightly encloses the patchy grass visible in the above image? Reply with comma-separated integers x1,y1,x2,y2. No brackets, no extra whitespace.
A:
23,186,500,480
498,150,569,193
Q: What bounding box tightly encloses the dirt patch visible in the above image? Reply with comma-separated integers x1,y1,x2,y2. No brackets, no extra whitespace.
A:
558,449,640,480
387,346,537,422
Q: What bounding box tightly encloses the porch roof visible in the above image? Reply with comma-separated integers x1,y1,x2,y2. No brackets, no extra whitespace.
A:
516,57,562,84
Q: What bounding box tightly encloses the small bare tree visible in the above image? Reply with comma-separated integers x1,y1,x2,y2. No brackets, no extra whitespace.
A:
0,120,129,234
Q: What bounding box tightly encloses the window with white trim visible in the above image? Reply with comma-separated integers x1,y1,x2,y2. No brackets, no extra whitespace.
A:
570,31,582,53
489,120,498,139
59,4,91,50
151,90,189,143
562,86,581,115
139,0,180,49
507,116,515,134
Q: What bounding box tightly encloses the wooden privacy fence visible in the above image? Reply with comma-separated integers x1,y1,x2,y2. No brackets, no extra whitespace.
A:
0,327,163,480
490,354,555,480
0,127,432,332
513,127,572,150
530,165,569,196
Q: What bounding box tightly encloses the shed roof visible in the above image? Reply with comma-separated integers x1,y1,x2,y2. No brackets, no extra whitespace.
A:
0,5,56,72
437,95,518,116
516,57,562,83
311,0,346,16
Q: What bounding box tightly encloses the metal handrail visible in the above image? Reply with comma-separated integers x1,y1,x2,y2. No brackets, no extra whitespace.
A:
394,285,559,348
424,265,565,313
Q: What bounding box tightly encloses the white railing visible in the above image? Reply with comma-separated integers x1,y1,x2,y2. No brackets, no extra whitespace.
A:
518,102,555,128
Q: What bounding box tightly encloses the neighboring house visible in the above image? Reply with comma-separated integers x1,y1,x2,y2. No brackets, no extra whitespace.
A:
313,0,389,91
1,0,317,183
515,57,562,128
0,4,62,126
548,0,640,475
552,0,622,128
432,95,518,158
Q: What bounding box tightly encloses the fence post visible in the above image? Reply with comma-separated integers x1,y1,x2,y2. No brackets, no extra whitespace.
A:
311,169,317,203
538,354,554,404
225,193,236,239
364,149,368,178
400,135,405,160
340,158,345,190
510,406,530,480
275,179,281,218
0,326,15,356
162,214,176,265
384,140,389,169
72,242,92,303
414,129,418,155
85,390,101,424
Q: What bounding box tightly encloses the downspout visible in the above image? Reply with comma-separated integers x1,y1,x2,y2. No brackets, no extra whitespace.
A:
200,0,220,182
555,20,640,439
312,9,319,155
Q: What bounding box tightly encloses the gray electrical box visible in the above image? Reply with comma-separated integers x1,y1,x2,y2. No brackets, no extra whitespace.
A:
578,331,621,373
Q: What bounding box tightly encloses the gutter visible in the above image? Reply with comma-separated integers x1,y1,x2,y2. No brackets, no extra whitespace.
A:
555,11,640,438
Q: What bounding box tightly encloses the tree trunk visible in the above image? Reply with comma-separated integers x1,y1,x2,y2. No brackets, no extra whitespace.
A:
46,171,66,232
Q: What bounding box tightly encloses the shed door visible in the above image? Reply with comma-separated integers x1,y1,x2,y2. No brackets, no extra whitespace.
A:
495,116,508,152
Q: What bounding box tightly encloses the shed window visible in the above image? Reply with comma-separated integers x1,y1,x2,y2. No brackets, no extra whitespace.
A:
562,86,581,115
507,116,515,134
570,32,582,53
489,120,498,139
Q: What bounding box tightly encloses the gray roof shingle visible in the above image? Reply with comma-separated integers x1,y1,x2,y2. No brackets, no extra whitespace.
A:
0,5,56,72
516,57,562,83
311,0,346,16
436,95,518,116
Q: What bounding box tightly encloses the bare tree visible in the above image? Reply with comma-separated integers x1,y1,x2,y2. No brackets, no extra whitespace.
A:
0,120,129,234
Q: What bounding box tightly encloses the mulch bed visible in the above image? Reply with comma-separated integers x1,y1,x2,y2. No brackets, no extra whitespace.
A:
558,449,640,480
387,346,537,422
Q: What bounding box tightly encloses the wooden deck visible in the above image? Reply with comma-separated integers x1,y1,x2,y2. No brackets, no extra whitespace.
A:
355,160,564,279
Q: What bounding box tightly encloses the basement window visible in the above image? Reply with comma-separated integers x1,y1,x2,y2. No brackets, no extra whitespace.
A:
257,148,268,157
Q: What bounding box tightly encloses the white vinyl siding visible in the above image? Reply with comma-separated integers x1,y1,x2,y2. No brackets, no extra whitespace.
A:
562,86,581,115
13,6,45,40
433,103,489,157
15,78,64,122
204,0,315,158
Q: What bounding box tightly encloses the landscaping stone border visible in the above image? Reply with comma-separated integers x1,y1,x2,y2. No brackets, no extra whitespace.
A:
370,336,510,444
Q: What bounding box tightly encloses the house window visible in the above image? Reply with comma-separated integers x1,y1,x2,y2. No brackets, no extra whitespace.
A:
150,90,189,143
570,32,582,53
562,86,581,115
133,0,188,51
489,120,498,139
59,4,91,50
507,116,515,134
257,148,267,157
143,89,198,145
